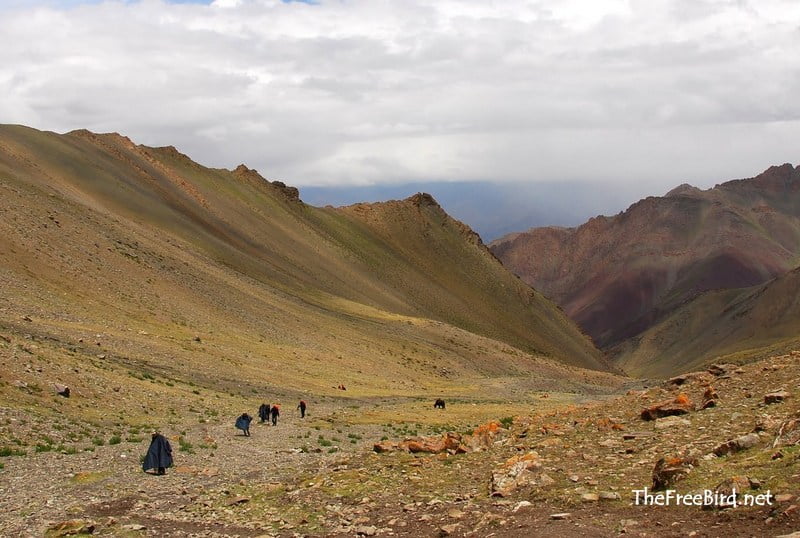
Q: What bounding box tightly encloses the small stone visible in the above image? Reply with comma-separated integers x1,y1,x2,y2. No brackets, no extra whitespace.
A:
227,496,250,506
581,493,599,502
550,513,570,520
569,475,579,482
355,525,377,536
513,501,532,512
439,523,460,536
447,509,465,519
599,491,620,500
775,494,794,503
654,416,691,429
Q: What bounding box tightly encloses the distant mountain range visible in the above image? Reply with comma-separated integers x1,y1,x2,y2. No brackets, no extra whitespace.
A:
491,163,800,376
302,180,657,242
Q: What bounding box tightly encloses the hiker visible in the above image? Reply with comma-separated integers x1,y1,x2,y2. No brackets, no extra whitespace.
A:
298,400,307,418
142,431,173,475
258,403,270,424
270,404,280,426
236,413,253,436
434,398,446,409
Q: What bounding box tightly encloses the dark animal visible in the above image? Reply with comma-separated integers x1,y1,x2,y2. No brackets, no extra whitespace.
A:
298,400,307,418
258,403,270,423
236,413,253,436
142,432,173,475
434,398,446,409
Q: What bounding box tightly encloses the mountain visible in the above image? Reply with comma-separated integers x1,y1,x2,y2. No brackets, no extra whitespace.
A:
613,265,800,377
490,163,800,359
0,124,614,421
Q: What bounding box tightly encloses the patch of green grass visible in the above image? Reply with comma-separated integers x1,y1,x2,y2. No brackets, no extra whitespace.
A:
0,447,26,457
126,436,143,443
92,437,105,446
178,436,194,454
35,443,54,453
108,435,122,445
499,416,514,428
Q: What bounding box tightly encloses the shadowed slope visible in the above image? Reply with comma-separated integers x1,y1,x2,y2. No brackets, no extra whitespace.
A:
613,266,800,377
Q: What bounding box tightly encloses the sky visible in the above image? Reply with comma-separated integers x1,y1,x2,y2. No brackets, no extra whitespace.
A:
2,0,800,223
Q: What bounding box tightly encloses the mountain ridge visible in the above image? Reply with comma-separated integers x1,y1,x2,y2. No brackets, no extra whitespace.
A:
0,123,615,416
490,161,800,375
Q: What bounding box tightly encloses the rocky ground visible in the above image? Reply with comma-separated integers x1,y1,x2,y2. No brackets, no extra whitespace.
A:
1,352,800,537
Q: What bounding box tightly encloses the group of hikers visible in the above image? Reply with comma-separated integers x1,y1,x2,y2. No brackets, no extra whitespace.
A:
143,399,309,474
144,397,445,475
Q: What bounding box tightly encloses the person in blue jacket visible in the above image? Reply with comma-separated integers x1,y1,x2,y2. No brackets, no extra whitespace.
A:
143,432,173,475
236,413,253,436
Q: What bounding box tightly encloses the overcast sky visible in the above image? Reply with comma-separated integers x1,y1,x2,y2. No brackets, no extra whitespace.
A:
2,0,799,190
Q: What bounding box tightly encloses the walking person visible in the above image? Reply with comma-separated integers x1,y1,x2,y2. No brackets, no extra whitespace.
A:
258,403,270,424
142,431,173,475
270,404,280,426
236,413,253,436
297,400,307,418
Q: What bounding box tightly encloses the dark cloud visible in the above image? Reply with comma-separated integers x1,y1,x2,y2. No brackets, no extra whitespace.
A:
0,0,798,187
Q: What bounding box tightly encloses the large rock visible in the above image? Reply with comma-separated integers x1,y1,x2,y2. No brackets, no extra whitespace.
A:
704,476,756,509
461,421,503,453
707,364,737,377
667,372,713,386
773,417,800,448
654,416,691,430
491,451,551,497
641,394,695,421
701,386,719,409
713,433,761,456
765,391,791,404
373,422,503,455
47,519,96,536
652,456,697,490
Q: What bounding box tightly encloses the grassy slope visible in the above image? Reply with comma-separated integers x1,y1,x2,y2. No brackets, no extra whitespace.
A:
0,124,616,430
613,267,800,377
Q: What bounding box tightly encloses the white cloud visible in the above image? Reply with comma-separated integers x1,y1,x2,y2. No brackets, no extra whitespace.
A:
1,0,799,187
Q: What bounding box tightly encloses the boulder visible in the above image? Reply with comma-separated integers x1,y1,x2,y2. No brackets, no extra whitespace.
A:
47,519,96,536
773,417,800,448
765,391,791,404
652,456,697,490
654,416,691,430
490,451,548,497
666,371,712,386
707,364,737,377
701,386,719,409
373,441,403,453
641,393,695,421
713,433,760,456
704,476,755,509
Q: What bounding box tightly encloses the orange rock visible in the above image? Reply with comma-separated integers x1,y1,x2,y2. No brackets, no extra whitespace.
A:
641,394,695,421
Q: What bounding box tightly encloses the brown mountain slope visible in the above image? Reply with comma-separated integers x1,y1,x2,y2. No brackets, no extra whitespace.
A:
490,163,800,355
0,124,613,421
613,265,800,377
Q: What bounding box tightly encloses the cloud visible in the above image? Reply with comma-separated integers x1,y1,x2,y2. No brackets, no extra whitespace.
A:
1,0,799,187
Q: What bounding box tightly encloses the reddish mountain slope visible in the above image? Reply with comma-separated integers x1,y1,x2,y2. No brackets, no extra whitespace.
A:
614,265,800,376
490,164,800,351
